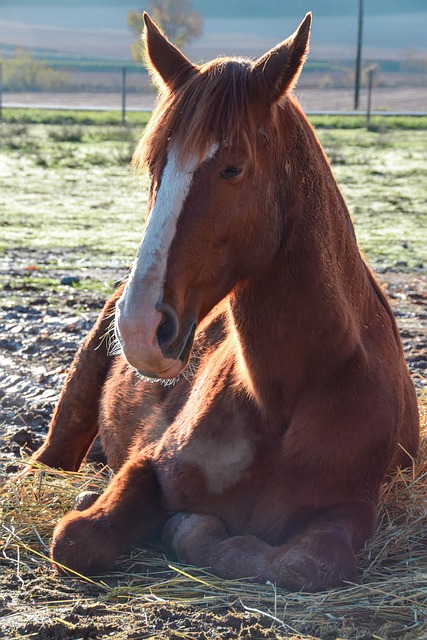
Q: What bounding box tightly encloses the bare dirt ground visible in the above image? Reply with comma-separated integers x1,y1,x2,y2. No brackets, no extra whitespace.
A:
0,249,426,640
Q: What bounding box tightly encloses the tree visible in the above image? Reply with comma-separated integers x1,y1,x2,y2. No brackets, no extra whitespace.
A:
128,0,203,61
1,49,67,91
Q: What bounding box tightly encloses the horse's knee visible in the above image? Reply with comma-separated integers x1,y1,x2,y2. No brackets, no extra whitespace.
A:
210,535,274,581
273,534,357,591
163,512,227,566
208,530,357,590
51,510,120,575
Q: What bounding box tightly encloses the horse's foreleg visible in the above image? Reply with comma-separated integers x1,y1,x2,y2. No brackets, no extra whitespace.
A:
51,453,165,575
30,286,124,471
163,502,376,591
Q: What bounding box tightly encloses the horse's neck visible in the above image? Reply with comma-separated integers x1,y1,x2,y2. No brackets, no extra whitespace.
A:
227,110,371,414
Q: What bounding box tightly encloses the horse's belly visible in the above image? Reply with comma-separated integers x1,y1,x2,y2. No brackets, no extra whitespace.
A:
153,433,254,505
149,417,312,544
99,369,301,542
100,354,353,545
153,451,306,544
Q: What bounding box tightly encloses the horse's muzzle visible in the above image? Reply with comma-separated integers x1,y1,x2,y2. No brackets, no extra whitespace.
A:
115,299,194,380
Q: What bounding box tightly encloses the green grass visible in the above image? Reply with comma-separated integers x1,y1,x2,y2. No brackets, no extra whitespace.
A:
3,271,117,308
317,128,427,270
0,122,147,268
5,273,114,294
1,108,152,127
3,108,427,130
309,114,427,130
0,120,426,274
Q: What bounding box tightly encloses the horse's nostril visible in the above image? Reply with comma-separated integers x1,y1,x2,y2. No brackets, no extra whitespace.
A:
156,303,180,351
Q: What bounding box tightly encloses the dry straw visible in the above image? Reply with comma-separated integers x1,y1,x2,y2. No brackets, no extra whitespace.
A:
1,397,426,638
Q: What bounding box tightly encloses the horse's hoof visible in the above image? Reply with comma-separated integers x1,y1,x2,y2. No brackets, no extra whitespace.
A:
72,490,100,512
162,512,227,566
162,512,192,551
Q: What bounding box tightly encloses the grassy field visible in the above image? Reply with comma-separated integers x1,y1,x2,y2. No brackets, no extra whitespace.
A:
4,109,427,128
1,111,426,279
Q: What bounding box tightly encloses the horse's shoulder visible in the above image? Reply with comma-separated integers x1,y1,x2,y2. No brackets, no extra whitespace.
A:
196,299,229,345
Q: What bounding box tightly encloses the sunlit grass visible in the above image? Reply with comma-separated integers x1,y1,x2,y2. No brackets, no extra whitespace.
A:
317,128,427,269
2,108,152,127
0,121,426,271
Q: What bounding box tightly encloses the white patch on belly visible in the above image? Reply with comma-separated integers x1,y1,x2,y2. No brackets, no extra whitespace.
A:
194,433,254,495
122,142,219,316
197,438,253,494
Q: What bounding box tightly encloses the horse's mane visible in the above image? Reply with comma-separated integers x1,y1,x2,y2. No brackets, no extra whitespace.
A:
133,56,294,172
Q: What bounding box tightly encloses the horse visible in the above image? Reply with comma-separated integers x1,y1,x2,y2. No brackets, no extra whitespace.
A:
29,13,419,591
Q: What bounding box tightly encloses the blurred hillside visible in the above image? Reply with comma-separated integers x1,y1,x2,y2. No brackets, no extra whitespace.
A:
1,3,426,61
2,0,426,15
197,0,426,17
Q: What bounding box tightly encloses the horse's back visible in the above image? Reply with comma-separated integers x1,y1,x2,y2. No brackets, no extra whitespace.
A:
388,370,419,472
363,266,419,468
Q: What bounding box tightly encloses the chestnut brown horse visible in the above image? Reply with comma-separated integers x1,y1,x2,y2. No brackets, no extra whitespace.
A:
30,13,419,591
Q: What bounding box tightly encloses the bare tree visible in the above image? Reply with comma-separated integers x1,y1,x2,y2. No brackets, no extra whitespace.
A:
128,0,203,61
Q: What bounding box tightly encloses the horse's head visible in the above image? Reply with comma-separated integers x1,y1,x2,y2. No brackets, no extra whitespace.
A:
115,12,311,379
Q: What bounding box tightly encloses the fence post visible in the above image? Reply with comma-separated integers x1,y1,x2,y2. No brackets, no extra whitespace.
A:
366,66,375,129
122,66,127,124
354,0,364,110
0,62,3,121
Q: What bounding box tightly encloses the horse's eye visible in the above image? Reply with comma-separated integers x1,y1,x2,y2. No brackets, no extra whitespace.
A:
220,166,244,181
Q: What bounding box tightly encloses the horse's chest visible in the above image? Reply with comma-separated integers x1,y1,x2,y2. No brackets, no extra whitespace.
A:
153,416,255,507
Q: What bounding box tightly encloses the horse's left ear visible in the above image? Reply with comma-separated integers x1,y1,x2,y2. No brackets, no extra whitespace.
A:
253,13,312,103
143,12,196,90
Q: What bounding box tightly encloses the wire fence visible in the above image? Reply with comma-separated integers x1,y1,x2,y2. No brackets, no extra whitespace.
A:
0,60,426,123
0,60,154,122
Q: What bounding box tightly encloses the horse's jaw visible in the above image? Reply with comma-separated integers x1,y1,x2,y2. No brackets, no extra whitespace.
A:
135,360,185,382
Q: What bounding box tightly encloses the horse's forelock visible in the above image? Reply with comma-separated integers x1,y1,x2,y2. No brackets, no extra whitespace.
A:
134,56,287,174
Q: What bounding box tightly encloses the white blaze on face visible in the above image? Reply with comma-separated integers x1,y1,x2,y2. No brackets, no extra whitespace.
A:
116,142,218,367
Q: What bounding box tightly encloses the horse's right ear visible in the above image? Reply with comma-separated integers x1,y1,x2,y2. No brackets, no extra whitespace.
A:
143,12,196,90
253,13,312,103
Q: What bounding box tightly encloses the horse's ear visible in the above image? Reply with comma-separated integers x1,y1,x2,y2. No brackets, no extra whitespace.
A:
143,12,196,90
253,13,311,103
